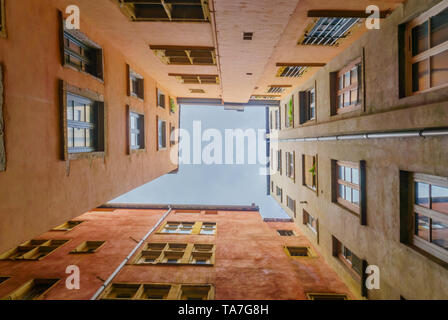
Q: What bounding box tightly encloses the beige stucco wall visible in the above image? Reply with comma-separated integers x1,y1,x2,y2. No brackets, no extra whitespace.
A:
0,1,179,253
270,0,448,300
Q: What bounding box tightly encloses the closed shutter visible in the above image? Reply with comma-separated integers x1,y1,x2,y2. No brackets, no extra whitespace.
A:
299,91,307,124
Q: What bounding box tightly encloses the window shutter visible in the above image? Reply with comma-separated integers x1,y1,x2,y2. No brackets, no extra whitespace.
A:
293,151,296,182
360,160,367,226
299,91,307,124
329,72,338,115
139,78,144,100
357,63,362,106
162,121,166,147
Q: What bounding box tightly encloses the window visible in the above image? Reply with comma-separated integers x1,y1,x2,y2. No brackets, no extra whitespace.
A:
0,239,69,261
158,222,216,235
299,17,360,46
157,88,166,108
170,97,177,113
277,150,282,174
285,151,295,181
2,279,59,300
332,161,366,222
303,210,318,235
306,293,348,300
278,230,295,236
286,196,296,215
127,65,144,99
180,285,212,300
129,110,145,151
170,123,176,146
302,155,317,191
169,73,220,85
0,0,6,38
411,173,448,263
285,246,314,258
150,45,216,65
133,243,215,265
331,58,362,115
200,223,216,235
277,65,308,78
114,0,211,22
62,83,105,160
101,283,144,300
157,117,167,150
285,97,294,128
267,85,291,94
275,109,280,130
403,2,448,95
276,186,283,203
299,87,316,124
62,22,103,80
333,237,363,278
52,220,83,231
70,241,106,254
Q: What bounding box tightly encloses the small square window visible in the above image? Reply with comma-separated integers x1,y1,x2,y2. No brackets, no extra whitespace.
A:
157,117,167,150
285,246,313,257
157,88,166,108
2,279,59,300
141,284,171,300
70,241,106,254
127,66,144,99
52,220,84,232
277,230,295,236
129,110,145,151
180,285,212,300
102,283,141,300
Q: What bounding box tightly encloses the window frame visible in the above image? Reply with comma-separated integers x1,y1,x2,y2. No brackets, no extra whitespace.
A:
127,107,145,153
60,81,106,161
157,88,166,109
0,239,70,261
70,241,106,254
0,0,6,38
286,195,296,215
276,186,283,203
1,279,60,300
403,1,448,96
332,160,367,224
302,154,318,193
411,173,448,263
285,96,294,128
303,210,319,240
157,116,167,150
60,13,104,81
331,57,363,115
127,65,144,100
285,151,295,181
277,149,282,174
299,83,316,125
277,230,295,236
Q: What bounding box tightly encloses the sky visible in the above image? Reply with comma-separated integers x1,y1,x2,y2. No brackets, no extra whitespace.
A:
110,105,289,219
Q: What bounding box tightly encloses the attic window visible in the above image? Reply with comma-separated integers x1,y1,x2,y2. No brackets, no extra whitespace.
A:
114,0,210,22
169,73,220,85
243,32,253,40
150,45,216,65
190,89,205,94
277,66,308,78
300,17,360,46
267,85,291,94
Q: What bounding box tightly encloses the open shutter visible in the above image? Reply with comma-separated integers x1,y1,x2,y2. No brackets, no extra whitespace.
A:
293,151,296,182
299,91,307,124
360,160,367,225
329,72,338,115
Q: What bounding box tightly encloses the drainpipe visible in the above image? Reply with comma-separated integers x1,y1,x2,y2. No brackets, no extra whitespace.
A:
90,206,172,300
273,128,448,143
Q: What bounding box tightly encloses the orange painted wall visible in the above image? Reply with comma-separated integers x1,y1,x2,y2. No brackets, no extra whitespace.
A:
0,208,353,300
0,1,179,253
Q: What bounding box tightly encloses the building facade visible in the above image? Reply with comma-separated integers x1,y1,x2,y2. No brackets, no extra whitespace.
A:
0,204,353,300
269,0,448,300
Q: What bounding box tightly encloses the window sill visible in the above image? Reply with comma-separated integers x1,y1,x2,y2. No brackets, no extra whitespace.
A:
129,148,146,155
406,240,448,269
130,94,144,102
63,64,104,84
299,120,317,127
333,200,360,219
68,151,105,161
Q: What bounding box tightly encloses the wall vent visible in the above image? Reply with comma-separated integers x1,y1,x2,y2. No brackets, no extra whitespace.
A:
243,32,253,40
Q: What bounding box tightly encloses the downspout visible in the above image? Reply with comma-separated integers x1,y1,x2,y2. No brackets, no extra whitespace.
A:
90,206,172,300
273,128,448,143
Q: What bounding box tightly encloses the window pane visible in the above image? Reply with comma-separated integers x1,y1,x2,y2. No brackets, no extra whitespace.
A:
412,59,430,92
131,133,136,147
431,185,448,214
415,213,430,241
352,168,359,185
67,127,74,148
431,7,448,48
85,129,93,147
338,184,344,199
74,128,86,147
432,219,448,251
343,91,350,107
344,71,350,87
67,100,74,121
430,49,448,88
74,103,85,122
351,66,358,84
338,94,343,108
415,182,430,208
345,186,352,202
352,189,360,205
345,167,351,182
412,21,429,56
339,76,343,90
338,165,344,180
350,89,358,105
85,104,92,123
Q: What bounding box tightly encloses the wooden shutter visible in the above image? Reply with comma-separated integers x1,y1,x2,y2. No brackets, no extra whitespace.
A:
360,160,367,226
329,71,338,115
156,116,159,150
299,91,307,124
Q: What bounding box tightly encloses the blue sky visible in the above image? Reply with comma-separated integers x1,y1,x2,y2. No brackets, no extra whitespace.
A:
110,105,289,219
